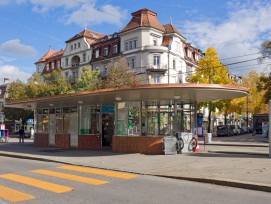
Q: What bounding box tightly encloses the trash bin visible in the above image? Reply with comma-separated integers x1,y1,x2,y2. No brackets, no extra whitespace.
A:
207,133,212,143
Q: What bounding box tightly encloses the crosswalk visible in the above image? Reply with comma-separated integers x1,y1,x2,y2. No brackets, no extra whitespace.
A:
0,165,137,203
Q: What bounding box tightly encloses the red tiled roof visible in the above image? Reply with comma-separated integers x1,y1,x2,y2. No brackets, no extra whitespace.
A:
66,29,105,43
163,24,183,37
162,35,170,47
46,49,64,60
120,8,165,33
35,50,56,64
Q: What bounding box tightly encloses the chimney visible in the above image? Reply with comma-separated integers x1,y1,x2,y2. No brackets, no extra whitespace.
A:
4,78,9,84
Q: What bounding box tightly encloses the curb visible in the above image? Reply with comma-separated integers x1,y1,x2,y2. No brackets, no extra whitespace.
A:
1,152,271,193
154,175,271,193
208,150,269,157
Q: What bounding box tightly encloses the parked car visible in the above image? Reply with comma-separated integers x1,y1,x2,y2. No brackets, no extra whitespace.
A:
217,125,234,137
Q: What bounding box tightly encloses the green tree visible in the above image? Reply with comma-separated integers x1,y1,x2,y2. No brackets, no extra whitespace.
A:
190,47,231,132
73,67,101,91
100,58,141,88
3,107,33,126
6,80,27,102
42,68,72,96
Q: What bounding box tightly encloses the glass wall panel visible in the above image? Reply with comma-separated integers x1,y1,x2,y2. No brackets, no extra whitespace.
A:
79,105,100,134
56,114,63,133
128,101,140,136
117,102,128,135
63,113,69,133
37,114,43,132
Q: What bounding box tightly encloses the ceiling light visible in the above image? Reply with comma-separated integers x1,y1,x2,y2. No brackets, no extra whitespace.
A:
115,97,122,101
174,96,181,100
78,101,84,104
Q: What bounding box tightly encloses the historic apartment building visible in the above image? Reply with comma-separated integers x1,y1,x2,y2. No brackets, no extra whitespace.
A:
35,8,203,85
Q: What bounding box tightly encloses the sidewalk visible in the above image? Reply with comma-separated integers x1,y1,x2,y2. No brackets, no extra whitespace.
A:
0,138,270,192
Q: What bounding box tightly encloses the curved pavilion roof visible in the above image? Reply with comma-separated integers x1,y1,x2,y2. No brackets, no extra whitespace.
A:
6,84,248,109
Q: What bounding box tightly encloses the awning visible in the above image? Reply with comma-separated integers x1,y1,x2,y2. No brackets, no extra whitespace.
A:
5,83,248,109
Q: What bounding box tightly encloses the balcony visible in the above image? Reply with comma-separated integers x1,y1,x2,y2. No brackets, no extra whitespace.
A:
146,64,167,74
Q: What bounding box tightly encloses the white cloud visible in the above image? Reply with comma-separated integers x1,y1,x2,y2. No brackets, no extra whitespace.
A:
180,0,271,76
17,0,126,27
0,56,16,65
0,39,38,57
65,4,126,27
0,65,31,83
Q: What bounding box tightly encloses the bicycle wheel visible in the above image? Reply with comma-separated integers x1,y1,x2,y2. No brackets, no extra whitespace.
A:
176,138,184,152
188,137,198,151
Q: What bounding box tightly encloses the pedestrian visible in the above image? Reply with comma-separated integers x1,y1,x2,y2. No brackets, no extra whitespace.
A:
30,127,34,140
19,126,25,143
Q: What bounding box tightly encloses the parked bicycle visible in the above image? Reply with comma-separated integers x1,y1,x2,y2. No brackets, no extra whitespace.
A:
175,132,198,153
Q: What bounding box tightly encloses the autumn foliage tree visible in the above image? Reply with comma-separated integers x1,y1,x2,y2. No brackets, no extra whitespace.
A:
190,47,231,132
100,58,141,89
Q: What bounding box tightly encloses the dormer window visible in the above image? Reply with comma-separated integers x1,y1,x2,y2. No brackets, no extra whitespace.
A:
95,50,99,58
113,45,118,54
104,47,109,56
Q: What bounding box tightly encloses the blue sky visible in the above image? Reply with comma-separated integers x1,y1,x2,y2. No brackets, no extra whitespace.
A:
1,0,271,83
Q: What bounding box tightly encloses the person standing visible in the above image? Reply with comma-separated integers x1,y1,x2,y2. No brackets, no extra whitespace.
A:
30,127,34,140
19,126,25,143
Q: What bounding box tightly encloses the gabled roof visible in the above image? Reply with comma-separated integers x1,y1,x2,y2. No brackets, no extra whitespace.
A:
163,24,184,38
66,29,105,43
46,49,64,60
35,50,56,64
120,8,165,33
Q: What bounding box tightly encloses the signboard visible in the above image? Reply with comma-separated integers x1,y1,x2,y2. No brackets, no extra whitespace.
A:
102,104,115,113
27,119,33,125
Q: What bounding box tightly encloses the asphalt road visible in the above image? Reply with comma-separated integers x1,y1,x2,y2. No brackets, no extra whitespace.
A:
0,157,271,204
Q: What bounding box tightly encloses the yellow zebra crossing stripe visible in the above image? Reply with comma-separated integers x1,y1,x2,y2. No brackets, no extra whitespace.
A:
0,185,34,203
58,165,137,179
32,170,108,185
0,174,73,193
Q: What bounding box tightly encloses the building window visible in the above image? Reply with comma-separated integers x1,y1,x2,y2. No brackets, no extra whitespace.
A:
71,45,73,50
173,59,176,70
57,60,60,68
46,64,49,71
153,55,160,68
113,45,118,54
78,43,80,48
74,44,77,49
153,38,157,46
104,47,109,56
153,75,160,83
95,50,99,58
127,57,135,68
52,62,55,69
83,53,86,62
65,58,68,66
175,41,180,52
125,39,137,51
134,40,137,48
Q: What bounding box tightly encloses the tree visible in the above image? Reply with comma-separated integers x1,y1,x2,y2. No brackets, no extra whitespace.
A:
100,58,141,88
190,47,231,133
259,40,271,62
73,67,101,91
6,80,27,102
42,68,72,96
3,107,33,126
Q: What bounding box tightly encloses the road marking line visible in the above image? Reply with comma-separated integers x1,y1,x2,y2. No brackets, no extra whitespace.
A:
32,170,108,185
0,185,34,202
0,174,73,193
58,165,137,179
